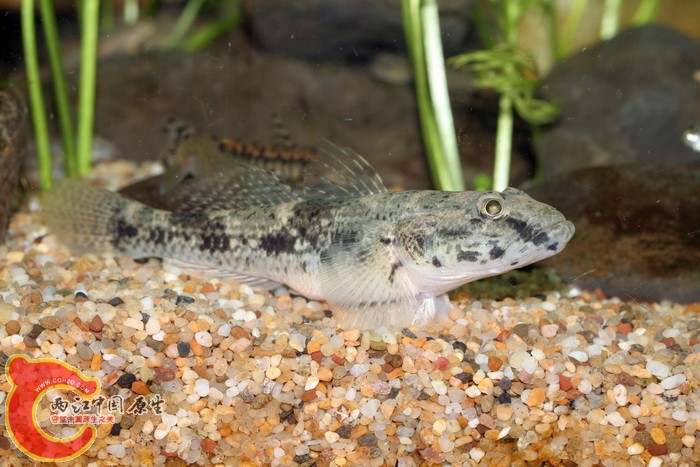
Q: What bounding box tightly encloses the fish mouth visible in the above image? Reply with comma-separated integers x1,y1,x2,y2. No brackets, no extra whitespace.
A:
504,219,575,260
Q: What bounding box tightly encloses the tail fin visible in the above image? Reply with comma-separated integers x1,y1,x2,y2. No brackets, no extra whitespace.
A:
42,179,133,255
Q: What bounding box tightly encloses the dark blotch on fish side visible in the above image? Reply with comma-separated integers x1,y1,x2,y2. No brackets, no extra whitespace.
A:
432,256,442,267
115,219,139,238
505,217,537,243
457,250,479,262
532,231,550,246
388,261,402,283
199,233,230,253
260,231,297,255
547,242,559,251
489,245,505,259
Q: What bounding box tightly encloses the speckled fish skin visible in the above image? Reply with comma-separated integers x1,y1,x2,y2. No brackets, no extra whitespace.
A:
43,145,574,330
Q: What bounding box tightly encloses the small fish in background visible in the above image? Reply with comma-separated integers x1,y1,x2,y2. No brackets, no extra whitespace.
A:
158,118,317,196
43,140,575,330
683,122,700,153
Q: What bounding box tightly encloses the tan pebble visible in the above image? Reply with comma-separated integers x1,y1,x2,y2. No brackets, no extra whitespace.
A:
304,340,320,353
39,315,62,330
650,427,666,444
496,405,513,421
5,320,20,335
200,283,216,294
90,353,102,371
190,340,204,356
317,367,333,382
265,367,281,379
342,329,360,342
527,388,546,407
432,419,447,435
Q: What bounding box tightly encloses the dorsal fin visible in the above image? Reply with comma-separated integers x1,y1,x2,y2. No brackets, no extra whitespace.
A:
165,159,303,211
302,140,387,199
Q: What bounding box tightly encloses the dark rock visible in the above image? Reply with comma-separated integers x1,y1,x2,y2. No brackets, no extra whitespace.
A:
177,342,191,357
537,24,700,177
527,163,700,303
243,0,471,61
116,373,137,389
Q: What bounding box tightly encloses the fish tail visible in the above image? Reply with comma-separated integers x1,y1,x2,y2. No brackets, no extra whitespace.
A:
42,179,138,255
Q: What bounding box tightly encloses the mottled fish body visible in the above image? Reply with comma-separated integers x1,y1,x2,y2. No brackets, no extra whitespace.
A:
44,143,574,329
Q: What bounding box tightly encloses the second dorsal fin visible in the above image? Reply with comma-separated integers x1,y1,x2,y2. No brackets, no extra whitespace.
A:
302,140,387,199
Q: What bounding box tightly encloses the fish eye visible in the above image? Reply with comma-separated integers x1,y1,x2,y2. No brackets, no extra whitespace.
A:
483,198,503,218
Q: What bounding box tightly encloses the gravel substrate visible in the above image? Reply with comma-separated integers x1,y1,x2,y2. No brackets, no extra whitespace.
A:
1,161,698,466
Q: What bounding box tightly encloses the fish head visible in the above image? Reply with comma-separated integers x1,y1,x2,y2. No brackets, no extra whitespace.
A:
396,188,575,293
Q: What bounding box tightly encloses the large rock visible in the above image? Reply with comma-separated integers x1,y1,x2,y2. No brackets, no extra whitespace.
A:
526,163,700,303
536,24,700,177
243,0,472,61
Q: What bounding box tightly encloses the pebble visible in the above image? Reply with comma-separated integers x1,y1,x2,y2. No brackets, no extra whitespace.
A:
646,360,670,379
612,384,628,406
659,374,686,389
194,331,213,347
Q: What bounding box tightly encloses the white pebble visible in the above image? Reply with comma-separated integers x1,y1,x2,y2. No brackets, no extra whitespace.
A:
217,324,231,337
359,398,380,418
627,443,644,455
469,447,485,462
606,411,626,427
305,376,319,391
647,457,663,467
107,444,126,458
324,431,340,443
521,357,538,374
612,384,628,406
140,296,154,310
431,380,448,395
646,360,670,379
195,331,213,347
195,379,210,397
671,410,689,422
145,318,160,335
660,374,686,390
123,317,144,331
568,350,589,363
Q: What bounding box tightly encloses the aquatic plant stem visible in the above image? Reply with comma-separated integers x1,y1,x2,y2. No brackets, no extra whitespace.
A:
164,0,206,49
401,0,464,191
600,0,621,40
493,93,513,191
632,0,660,25
559,0,588,59
76,0,100,177
39,0,77,178
21,0,53,189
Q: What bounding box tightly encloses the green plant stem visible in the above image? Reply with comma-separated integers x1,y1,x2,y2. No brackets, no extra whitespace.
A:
21,0,53,189
559,0,588,59
401,0,463,191
493,93,513,191
39,0,77,178
182,2,243,52
632,0,660,25
421,0,462,191
600,0,621,40
76,0,100,177
164,0,206,49
123,0,140,25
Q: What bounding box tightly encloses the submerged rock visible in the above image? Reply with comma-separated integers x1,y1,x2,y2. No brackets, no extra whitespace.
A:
536,24,700,177
526,163,700,303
